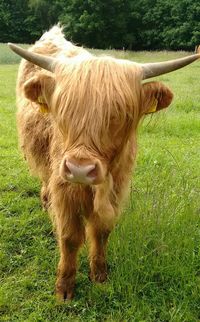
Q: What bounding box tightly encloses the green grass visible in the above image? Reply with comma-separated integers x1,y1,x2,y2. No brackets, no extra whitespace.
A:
0,44,200,321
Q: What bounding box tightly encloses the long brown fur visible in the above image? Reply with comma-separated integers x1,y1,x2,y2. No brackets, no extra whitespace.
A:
16,26,173,300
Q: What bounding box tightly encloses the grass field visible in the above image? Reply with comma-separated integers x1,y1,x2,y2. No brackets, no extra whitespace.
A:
0,44,200,321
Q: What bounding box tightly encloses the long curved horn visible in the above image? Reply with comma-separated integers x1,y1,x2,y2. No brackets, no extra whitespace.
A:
142,54,200,79
8,43,57,72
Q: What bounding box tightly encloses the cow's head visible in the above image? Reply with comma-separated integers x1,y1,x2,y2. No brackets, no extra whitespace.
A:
9,44,200,186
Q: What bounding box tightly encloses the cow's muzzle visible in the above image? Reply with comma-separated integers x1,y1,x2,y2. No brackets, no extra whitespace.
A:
60,157,104,185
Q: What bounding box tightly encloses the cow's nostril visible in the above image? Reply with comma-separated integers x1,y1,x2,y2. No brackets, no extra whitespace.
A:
87,166,98,178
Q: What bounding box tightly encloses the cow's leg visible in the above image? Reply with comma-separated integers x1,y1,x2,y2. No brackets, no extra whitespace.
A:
87,215,111,283
88,177,116,283
56,215,85,300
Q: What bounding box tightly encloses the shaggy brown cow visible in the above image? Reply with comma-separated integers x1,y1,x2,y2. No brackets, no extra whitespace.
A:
9,26,200,300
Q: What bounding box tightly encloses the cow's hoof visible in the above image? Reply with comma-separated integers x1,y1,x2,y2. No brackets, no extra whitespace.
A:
89,270,107,283
56,290,74,302
56,278,74,301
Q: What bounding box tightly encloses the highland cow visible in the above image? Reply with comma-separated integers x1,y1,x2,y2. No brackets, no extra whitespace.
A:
9,26,200,300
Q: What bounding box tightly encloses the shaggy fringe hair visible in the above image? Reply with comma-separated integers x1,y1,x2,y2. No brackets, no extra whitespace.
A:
50,57,143,154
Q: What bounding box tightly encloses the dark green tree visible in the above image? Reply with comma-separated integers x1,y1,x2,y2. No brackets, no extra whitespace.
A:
0,0,31,43
59,0,132,49
0,0,200,50
28,0,62,38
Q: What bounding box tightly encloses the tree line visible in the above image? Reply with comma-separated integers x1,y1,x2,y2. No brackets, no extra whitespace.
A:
0,0,200,50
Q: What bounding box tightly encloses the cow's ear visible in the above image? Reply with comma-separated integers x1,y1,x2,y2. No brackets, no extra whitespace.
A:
141,81,173,115
23,74,55,112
